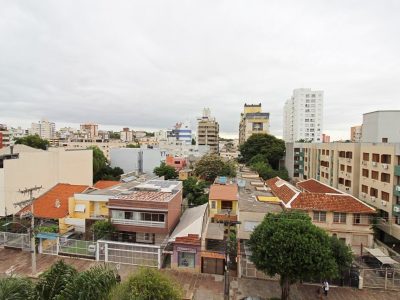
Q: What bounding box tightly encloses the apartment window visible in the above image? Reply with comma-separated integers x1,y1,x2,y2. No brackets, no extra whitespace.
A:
313,211,327,222
371,170,379,180
382,138,388,143
340,164,345,171
346,152,353,159
326,150,330,155
381,172,391,183
211,201,216,209
322,150,325,155
362,169,369,177
221,201,233,210
353,214,361,224
339,151,346,158
372,153,380,162
370,188,378,197
381,191,390,201
361,185,368,193
363,153,370,161
338,178,344,185
381,154,391,164
345,180,351,187
333,212,347,224
347,166,352,173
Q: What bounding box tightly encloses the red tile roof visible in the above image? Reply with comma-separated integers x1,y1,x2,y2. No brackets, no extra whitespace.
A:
93,180,120,189
209,184,238,201
18,183,89,219
291,193,375,213
265,177,298,204
297,179,339,194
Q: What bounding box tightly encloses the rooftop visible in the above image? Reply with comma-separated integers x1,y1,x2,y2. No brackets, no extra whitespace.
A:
265,177,299,204
209,183,238,201
297,179,339,194
93,180,120,190
18,183,89,219
113,191,174,202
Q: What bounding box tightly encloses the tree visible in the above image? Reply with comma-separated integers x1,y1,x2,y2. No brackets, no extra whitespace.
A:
0,276,34,300
15,134,50,150
239,134,285,169
194,154,236,182
126,143,140,148
250,161,289,181
57,265,117,300
183,177,209,207
330,236,353,276
153,163,178,180
248,211,338,300
109,268,182,300
92,220,115,240
109,132,121,140
191,138,196,145
35,260,78,300
89,146,124,182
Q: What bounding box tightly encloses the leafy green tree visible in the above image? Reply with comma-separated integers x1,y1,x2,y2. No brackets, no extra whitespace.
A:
250,161,289,181
239,134,285,169
92,220,115,240
0,276,34,300
109,268,182,300
191,138,196,145
248,211,338,300
35,260,78,300
56,265,117,300
330,236,353,276
183,177,209,206
194,154,236,182
153,163,178,180
15,134,50,150
89,146,124,182
126,143,140,148
109,132,121,140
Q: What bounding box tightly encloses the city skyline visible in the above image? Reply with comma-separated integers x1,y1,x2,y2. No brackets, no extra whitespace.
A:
2,1,400,140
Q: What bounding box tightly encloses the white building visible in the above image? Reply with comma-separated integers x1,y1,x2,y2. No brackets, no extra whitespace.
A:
0,145,92,216
120,128,134,142
283,88,324,143
30,118,56,140
361,110,400,143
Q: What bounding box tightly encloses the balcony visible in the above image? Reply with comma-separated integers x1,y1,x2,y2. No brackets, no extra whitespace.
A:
394,185,400,197
111,218,165,228
395,165,400,176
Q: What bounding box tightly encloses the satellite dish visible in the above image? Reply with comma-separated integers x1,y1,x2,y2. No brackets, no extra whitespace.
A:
55,199,61,208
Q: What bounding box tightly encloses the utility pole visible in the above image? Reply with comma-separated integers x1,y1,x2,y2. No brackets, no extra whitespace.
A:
15,185,42,276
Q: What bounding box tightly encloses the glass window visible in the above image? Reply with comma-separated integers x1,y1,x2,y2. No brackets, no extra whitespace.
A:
211,201,216,209
111,210,124,219
333,212,347,223
178,252,195,268
313,211,326,222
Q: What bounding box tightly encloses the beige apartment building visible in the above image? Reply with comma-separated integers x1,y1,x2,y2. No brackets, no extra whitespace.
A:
285,142,400,245
197,108,219,153
0,145,93,216
350,125,362,142
239,103,270,145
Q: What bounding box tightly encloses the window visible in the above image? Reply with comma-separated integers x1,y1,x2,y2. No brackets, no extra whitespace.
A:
333,212,347,224
370,188,378,197
345,180,351,187
353,214,361,224
372,153,380,162
313,211,326,222
340,164,345,171
339,151,346,158
111,210,124,219
363,153,369,161
382,138,388,143
347,166,352,173
362,169,369,177
361,185,368,193
211,201,216,209
338,177,344,184
178,251,195,268
221,201,232,210
381,173,390,183
371,171,379,180
353,214,371,225
326,150,330,155
381,154,391,164
381,191,390,201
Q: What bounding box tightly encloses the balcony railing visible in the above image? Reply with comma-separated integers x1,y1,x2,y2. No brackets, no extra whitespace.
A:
111,218,165,228
394,185,400,197
395,165,400,177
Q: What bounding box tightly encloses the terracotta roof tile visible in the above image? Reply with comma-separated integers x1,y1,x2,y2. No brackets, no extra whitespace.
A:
93,180,120,189
209,184,238,201
291,193,376,213
18,183,89,219
265,177,298,204
297,179,340,194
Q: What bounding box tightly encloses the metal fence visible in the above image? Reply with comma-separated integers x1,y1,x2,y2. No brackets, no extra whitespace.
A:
97,240,161,268
0,232,30,250
58,238,96,258
362,267,400,290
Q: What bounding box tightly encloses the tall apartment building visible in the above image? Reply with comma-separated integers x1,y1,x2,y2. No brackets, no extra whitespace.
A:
120,127,134,142
80,123,99,139
197,108,219,153
361,110,400,143
238,103,270,145
283,88,324,142
0,124,10,149
30,118,56,140
168,122,192,145
350,125,362,142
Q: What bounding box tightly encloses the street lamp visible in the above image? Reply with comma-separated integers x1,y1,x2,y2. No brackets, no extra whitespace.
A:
1,221,36,275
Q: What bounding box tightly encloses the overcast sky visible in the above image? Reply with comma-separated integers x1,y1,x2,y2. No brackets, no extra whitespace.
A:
1,0,400,139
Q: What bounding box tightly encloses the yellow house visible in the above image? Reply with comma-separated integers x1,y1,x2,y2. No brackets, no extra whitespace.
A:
208,179,239,222
59,180,120,234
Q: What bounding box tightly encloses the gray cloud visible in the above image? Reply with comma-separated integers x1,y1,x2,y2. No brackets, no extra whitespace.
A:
1,0,400,139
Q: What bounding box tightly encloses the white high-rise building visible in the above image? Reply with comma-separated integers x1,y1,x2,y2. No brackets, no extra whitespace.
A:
30,118,56,140
283,88,324,143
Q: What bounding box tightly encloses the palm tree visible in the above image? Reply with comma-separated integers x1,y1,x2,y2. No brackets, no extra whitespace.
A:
0,276,34,300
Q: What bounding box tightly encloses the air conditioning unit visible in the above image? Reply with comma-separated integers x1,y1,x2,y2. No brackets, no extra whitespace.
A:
371,196,376,202
382,201,387,206
346,158,351,162
382,164,388,169
396,186,400,192
372,162,377,167
394,206,400,213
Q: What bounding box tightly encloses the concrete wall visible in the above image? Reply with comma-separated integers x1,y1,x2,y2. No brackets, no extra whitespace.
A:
110,148,140,173
1,148,92,216
362,111,400,143
142,149,164,174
